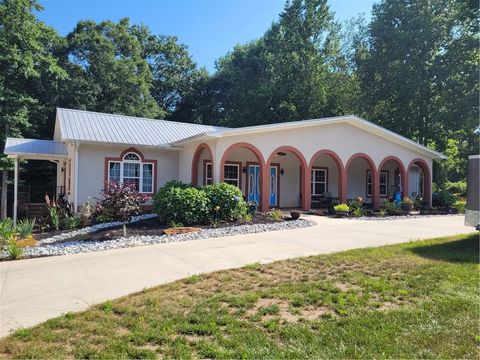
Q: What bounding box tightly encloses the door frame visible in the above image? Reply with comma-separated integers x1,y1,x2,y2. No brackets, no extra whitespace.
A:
269,163,280,208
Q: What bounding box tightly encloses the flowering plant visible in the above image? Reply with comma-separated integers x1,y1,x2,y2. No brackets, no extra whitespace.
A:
96,181,149,236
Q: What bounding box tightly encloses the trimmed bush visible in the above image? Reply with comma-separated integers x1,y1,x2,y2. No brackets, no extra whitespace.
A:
432,189,457,207
153,185,208,225
203,183,247,222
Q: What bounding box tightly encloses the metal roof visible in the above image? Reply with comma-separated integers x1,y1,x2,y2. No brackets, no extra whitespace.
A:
57,108,226,146
4,138,68,158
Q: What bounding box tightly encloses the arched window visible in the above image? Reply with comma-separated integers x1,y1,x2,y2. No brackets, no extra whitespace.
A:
107,151,154,193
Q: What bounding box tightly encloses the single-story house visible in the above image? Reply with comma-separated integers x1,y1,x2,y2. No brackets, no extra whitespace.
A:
4,108,445,222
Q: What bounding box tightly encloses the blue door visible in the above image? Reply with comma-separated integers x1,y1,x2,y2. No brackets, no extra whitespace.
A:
248,164,261,204
269,166,278,207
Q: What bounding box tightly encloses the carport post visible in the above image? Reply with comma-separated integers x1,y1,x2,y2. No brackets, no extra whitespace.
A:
13,156,19,225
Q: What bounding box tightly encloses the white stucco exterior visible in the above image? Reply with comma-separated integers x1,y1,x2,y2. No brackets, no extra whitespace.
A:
6,110,444,218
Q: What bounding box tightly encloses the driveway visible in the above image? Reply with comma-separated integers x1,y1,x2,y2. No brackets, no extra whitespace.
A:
0,214,470,336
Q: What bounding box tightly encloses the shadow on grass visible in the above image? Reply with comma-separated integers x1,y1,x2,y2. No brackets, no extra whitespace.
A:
408,234,479,263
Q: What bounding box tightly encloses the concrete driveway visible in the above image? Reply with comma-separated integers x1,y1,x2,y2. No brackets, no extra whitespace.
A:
0,214,470,336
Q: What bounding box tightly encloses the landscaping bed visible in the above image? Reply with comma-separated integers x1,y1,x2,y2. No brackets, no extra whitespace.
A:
0,215,315,260
0,233,477,358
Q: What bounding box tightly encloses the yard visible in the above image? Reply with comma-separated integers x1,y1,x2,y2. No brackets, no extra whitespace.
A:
0,233,478,359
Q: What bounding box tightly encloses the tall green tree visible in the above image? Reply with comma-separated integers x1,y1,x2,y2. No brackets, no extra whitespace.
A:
355,0,479,180
174,0,360,127
0,0,66,218
57,18,164,118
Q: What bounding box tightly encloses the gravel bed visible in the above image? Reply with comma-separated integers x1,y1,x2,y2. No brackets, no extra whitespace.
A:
343,213,462,221
37,213,158,245
2,219,315,260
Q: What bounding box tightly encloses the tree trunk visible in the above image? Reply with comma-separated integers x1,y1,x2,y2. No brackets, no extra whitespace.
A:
123,223,127,237
1,170,7,219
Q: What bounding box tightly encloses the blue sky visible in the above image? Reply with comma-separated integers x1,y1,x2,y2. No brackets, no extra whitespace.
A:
37,0,377,72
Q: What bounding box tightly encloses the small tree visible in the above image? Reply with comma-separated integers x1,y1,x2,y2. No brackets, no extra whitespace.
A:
97,181,148,236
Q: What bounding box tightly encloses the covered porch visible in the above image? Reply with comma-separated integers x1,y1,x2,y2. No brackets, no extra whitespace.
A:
4,138,68,224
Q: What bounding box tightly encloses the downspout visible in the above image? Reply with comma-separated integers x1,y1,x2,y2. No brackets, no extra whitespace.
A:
74,142,80,212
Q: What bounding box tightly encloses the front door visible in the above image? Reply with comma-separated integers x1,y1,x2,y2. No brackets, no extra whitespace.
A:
269,165,279,207
248,164,261,204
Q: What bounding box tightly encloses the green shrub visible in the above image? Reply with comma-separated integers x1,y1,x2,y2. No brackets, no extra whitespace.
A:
7,239,23,260
266,208,283,221
62,216,82,230
400,196,414,212
352,207,364,217
203,183,247,222
16,218,35,238
0,218,16,249
47,206,60,231
334,203,350,213
453,199,466,214
445,181,467,196
153,185,208,225
432,189,457,207
242,213,254,223
382,200,403,215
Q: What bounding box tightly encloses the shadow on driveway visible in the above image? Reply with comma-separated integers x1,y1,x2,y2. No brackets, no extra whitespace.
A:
408,233,479,264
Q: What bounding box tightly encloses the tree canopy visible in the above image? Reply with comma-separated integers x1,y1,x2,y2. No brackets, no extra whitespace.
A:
0,0,478,214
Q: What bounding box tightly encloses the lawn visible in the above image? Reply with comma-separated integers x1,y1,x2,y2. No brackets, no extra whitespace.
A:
1,233,478,359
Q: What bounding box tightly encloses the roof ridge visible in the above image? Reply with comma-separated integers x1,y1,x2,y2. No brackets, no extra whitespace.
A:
56,107,223,129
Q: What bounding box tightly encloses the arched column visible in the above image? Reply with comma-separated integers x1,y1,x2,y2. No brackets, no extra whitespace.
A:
309,149,346,203
266,146,310,211
191,143,214,186
378,155,408,204
407,158,432,207
345,153,379,209
220,142,267,211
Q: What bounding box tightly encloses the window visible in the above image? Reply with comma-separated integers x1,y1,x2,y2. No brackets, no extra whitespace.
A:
108,151,154,193
366,170,389,197
311,168,328,195
204,161,213,185
224,163,240,188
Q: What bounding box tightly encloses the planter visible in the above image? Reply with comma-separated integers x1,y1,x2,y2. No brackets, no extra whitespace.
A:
290,211,301,220
335,211,349,218
163,227,201,236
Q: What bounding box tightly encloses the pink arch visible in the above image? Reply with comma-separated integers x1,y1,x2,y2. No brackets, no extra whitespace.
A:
191,143,214,187
220,142,267,210
345,153,379,209
378,155,408,197
309,149,346,203
266,146,310,210
407,158,432,207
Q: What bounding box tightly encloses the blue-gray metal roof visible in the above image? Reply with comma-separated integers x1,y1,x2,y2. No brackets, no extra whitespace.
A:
4,138,68,157
57,108,226,146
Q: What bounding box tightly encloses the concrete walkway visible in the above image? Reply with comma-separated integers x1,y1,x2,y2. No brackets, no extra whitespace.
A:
0,215,470,336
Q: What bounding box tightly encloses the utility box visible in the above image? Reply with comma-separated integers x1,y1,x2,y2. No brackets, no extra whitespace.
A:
465,155,480,228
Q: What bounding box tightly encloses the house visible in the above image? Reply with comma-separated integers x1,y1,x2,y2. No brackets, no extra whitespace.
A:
4,108,445,222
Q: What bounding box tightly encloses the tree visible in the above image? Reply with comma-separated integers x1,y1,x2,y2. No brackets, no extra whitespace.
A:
174,0,360,127
57,18,164,118
355,0,479,173
0,0,66,218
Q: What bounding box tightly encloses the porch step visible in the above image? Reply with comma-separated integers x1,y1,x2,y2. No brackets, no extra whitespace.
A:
25,203,47,218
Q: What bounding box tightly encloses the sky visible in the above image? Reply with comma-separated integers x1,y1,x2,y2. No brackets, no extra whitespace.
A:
37,0,377,72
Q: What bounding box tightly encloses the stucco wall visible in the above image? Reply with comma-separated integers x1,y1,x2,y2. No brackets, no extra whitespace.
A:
76,144,178,206
211,123,432,179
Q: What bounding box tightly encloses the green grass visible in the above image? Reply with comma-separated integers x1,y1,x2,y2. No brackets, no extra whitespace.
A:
1,233,479,359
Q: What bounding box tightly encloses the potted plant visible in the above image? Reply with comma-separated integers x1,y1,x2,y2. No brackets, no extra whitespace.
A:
247,200,258,215
290,210,301,220
333,203,350,217
400,196,414,213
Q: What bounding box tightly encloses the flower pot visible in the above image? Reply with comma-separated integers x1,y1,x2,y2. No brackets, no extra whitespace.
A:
290,211,301,220
335,211,349,218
